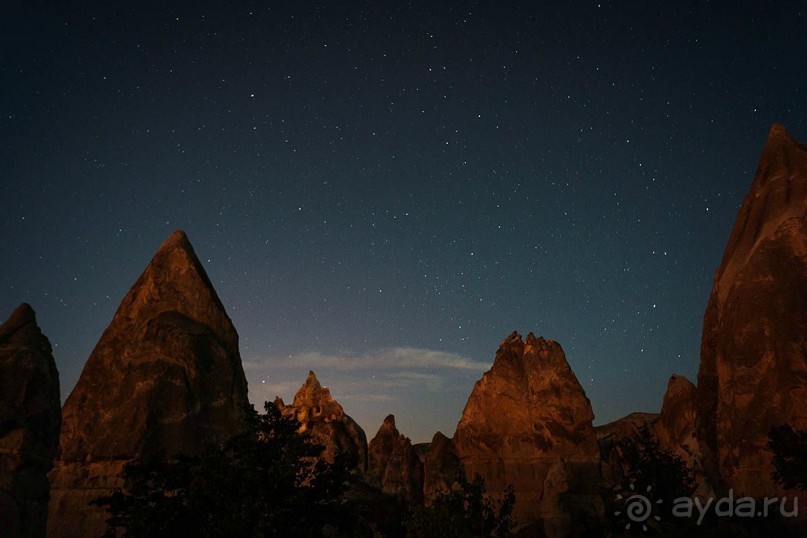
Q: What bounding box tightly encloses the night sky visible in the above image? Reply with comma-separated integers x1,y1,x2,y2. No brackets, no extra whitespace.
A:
2,1,805,442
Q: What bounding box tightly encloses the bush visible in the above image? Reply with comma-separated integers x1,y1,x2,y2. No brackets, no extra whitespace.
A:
606,425,694,533
768,423,807,491
93,401,356,537
405,474,514,537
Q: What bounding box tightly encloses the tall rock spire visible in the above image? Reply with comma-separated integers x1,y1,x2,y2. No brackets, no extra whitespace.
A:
0,304,61,538
48,230,250,537
276,370,368,472
368,414,424,503
696,125,807,498
451,331,602,536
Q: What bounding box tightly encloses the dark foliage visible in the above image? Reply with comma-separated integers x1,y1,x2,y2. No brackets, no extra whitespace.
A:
606,425,695,534
92,401,356,537
405,473,515,538
768,423,807,491
619,426,694,500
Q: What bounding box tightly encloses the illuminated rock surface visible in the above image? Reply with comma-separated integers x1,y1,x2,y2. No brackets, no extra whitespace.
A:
656,374,699,471
452,331,603,535
277,370,368,472
696,124,807,498
48,230,249,537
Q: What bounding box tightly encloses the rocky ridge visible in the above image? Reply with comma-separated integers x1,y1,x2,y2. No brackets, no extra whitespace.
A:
368,414,424,503
656,374,699,472
451,331,603,536
696,124,807,498
0,304,61,538
47,230,250,537
276,370,368,472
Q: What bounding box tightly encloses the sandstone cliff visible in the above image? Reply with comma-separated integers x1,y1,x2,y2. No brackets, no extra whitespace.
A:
452,331,602,536
696,124,807,498
0,304,61,538
48,230,250,537
422,431,461,501
276,370,368,472
656,374,699,472
368,414,423,503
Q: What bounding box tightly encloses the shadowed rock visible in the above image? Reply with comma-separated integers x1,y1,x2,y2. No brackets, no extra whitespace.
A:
595,412,659,489
422,431,461,501
656,374,699,472
0,304,61,538
595,375,702,496
277,370,368,472
47,230,250,537
696,124,807,498
368,414,424,503
452,331,603,536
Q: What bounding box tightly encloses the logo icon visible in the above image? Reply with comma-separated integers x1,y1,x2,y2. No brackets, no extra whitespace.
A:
614,482,663,531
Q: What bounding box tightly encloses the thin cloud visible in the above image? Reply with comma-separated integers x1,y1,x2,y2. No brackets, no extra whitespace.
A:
340,393,395,403
385,371,443,390
244,347,489,372
258,380,299,395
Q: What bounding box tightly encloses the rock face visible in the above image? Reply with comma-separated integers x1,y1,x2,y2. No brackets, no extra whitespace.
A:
595,376,702,495
595,412,659,489
452,331,602,535
368,415,423,503
0,304,61,538
48,230,250,537
655,374,699,471
277,370,368,472
696,124,807,498
422,431,461,501
595,412,659,444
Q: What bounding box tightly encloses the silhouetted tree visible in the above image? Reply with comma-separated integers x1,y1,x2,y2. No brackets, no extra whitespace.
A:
93,401,357,537
768,423,807,491
620,426,694,500
405,473,515,537
606,425,694,533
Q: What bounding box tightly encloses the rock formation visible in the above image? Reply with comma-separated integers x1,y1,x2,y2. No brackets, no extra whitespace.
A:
422,431,461,501
595,412,659,489
595,376,702,496
411,442,430,462
452,331,603,536
696,124,807,498
368,415,423,503
0,304,61,538
47,230,250,537
276,370,368,472
595,412,659,444
655,374,699,471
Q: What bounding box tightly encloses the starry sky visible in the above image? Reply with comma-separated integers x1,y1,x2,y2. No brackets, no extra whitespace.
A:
1,1,805,442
